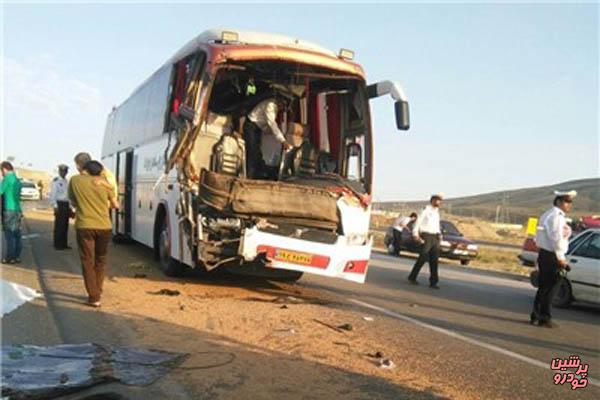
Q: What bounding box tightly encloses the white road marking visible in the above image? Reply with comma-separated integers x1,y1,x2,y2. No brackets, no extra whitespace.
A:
349,298,600,387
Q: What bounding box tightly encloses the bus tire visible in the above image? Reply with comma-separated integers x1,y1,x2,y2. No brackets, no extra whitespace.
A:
156,214,185,277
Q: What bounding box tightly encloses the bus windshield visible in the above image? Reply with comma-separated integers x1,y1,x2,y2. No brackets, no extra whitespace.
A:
200,61,372,194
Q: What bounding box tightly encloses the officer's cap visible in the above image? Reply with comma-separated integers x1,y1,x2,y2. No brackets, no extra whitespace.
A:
553,190,577,198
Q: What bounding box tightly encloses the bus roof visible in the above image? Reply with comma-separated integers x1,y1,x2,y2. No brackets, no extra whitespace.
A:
111,29,363,116
169,28,340,62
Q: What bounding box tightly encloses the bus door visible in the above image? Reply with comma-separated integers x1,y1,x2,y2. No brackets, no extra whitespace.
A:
115,150,134,237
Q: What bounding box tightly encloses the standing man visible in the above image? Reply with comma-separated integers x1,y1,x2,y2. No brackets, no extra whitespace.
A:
74,152,117,199
37,180,44,199
530,190,576,328
408,194,444,289
49,164,71,250
69,159,119,308
0,161,23,264
244,96,292,179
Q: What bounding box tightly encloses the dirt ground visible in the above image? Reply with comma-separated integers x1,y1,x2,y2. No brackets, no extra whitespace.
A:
19,209,494,399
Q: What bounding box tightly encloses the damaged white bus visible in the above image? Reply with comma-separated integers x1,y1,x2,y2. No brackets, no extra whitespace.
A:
102,29,409,283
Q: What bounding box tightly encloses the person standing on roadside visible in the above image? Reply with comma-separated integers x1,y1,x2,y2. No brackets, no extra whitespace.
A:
69,159,119,307
49,164,72,250
408,194,444,289
37,180,44,199
0,162,23,264
74,152,117,198
530,190,576,328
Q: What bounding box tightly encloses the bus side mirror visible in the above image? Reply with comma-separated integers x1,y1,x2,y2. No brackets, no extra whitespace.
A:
367,81,410,131
395,100,410,130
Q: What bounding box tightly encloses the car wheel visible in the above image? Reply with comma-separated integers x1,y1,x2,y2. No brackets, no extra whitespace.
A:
157,218,185,277
460,259,470,266
552,279,572,308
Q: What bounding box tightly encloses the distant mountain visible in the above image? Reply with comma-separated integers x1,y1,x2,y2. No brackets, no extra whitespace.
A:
375,178,600,223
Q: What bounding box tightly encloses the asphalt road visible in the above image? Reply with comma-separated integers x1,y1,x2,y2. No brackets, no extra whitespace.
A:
3,203,599,399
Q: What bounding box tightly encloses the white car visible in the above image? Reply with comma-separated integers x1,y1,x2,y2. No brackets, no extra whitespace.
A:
530,229,600,307
20,181,40,201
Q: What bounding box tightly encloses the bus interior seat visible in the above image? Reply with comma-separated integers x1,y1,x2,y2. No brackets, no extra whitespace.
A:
283,141,317,178
317,150,337,174
190,112,238,178
210,133,246,177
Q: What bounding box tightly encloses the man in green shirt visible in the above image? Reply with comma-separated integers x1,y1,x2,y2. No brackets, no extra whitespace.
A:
1,161,23,263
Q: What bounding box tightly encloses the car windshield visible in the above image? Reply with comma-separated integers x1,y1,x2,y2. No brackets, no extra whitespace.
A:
441,221,462,236
21,182,36,188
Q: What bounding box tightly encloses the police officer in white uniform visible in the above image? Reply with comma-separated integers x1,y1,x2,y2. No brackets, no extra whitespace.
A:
49,164,71,249
408,193,444,289
530,190,576,328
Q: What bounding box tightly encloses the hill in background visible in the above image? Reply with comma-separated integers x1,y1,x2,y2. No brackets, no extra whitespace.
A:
375,178,599,224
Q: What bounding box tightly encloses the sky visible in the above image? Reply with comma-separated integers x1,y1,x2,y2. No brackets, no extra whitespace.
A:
1,2,598,201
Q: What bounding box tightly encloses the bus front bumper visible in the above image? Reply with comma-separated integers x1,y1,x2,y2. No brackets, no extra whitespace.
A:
239,227,372,284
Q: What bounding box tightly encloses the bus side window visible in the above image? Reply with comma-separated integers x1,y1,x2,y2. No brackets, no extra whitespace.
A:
169,52,206,128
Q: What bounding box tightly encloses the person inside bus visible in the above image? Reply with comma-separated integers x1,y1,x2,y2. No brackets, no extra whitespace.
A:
243,94,293,180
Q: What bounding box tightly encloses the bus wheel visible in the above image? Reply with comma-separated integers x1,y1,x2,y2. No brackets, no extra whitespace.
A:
157,218,185,277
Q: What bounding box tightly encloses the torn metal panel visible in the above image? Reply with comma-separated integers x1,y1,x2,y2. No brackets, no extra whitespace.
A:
198,170,339,225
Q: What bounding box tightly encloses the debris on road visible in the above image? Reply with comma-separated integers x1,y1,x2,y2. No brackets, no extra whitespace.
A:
280,305,289,309
378,358,396,369
1,279,42,316
273,295,304,304
313,319,345,333
365,350,395,369
274,328,296,334
366,351,384,359
1,343,188,399
333,342,350,348
362,316,374,322
337,323,353,331
148,289,181,297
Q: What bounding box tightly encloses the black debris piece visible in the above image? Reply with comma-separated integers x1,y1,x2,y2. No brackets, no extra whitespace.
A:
337,323,353,331
148,289,180,296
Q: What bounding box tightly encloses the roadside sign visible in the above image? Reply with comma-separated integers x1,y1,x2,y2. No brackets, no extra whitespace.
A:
526,217,538,236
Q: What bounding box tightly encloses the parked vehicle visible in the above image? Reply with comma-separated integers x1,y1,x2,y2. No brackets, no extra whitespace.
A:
20,181,40,201
518,237,538,267
519,215,600,267
101,29,410,283
384,220,478,265
530,229,600,307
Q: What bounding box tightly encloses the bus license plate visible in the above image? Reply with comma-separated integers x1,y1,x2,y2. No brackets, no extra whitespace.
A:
274,249,313,265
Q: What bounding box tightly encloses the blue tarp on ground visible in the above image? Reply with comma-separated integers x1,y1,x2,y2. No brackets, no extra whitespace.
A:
1,343,188,400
